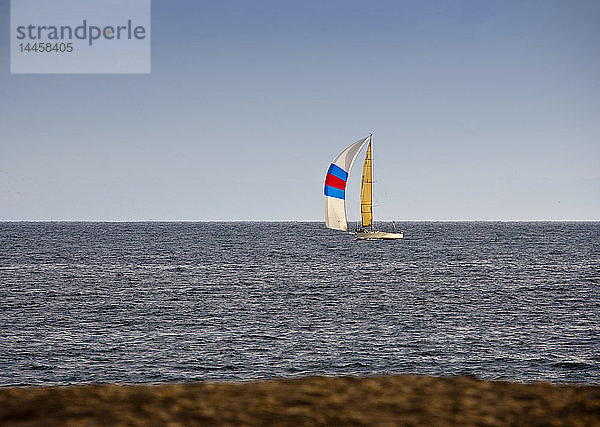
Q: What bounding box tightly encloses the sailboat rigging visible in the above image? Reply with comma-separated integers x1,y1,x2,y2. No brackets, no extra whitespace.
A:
324,134,404,240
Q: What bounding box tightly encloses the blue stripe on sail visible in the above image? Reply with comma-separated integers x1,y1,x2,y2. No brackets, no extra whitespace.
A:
327,163,348,181
324,185,345,199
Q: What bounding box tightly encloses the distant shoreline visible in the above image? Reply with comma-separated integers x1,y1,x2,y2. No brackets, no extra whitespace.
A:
1,375,598,425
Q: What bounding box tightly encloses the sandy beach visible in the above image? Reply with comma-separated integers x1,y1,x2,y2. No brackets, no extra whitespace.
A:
1,375,599,426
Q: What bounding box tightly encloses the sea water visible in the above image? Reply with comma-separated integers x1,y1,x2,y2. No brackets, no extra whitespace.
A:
0,222,598,386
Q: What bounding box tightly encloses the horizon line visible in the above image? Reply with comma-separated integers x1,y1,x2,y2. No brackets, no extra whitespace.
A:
1,219,598,223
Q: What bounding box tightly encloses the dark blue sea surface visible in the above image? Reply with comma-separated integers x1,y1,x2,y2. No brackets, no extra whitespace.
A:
0,222,598,386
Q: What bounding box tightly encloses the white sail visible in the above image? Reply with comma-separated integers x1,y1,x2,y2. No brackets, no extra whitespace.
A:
324,136,370,231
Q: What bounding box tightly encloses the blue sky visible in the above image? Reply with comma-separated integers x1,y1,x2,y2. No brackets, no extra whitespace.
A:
1,0,598,221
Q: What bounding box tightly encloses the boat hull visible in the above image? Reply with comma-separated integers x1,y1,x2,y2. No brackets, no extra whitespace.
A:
356,231,404,240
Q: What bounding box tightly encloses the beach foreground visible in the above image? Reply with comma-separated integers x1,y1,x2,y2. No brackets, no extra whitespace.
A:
1,375,599,426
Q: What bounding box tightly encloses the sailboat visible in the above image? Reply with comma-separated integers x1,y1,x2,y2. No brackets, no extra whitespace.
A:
324,134,404,240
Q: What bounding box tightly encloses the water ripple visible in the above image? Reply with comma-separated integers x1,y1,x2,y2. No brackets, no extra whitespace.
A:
0,221,598,386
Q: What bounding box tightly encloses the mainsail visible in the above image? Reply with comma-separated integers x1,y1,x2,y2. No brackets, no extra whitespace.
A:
360,136,373,228
324,136,370,231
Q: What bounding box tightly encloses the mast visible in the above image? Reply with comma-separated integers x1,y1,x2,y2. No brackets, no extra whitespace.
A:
360,134,373,229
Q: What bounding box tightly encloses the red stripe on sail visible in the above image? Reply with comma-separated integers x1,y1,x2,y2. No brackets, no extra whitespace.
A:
325,173,347,190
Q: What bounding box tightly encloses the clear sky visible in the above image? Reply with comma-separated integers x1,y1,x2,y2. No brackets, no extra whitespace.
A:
1,0,599,221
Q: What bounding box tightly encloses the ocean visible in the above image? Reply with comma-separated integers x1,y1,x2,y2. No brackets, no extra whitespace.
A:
1,221,598,386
